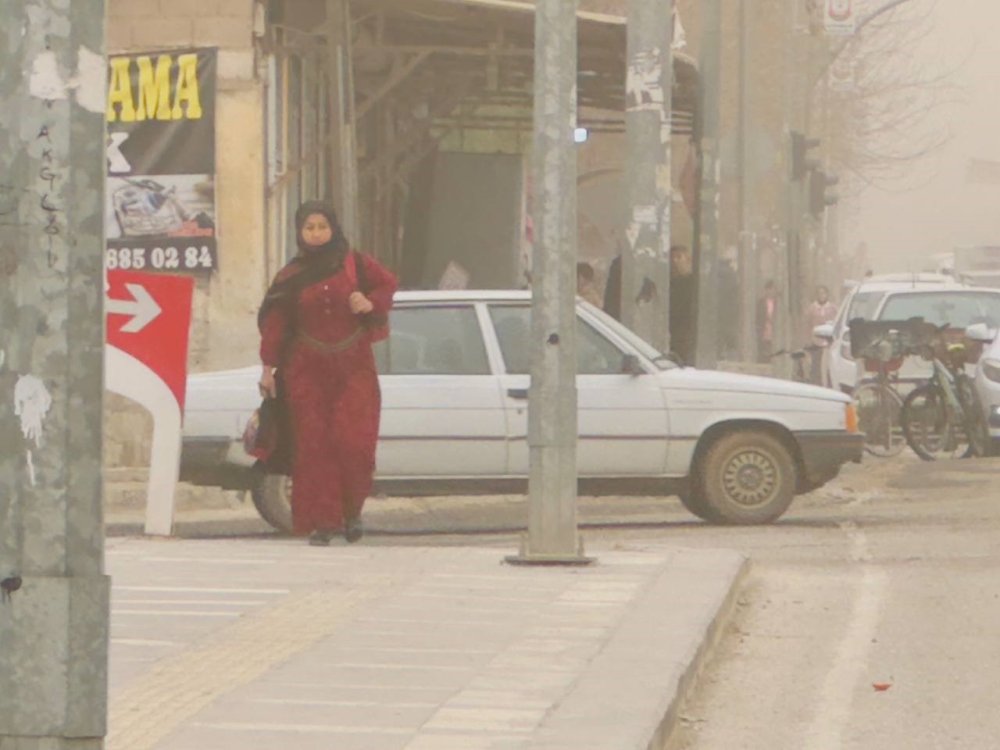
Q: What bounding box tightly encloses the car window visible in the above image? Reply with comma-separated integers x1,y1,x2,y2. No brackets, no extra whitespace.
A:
879,292,1000,329
374,306,490,375
489,305,627,375
846,291,886,323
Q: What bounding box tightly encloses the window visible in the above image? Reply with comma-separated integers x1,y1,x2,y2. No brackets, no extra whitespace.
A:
489,306,628,375
879,292,1000,329
846,291,886,323
374,306,490,375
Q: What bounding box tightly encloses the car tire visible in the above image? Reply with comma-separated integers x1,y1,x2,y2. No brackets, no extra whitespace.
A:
249,467,293,533
696,430,797,525
677,490,724,523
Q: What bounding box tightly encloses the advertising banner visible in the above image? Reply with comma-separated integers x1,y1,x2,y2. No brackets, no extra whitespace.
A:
105,48,218,275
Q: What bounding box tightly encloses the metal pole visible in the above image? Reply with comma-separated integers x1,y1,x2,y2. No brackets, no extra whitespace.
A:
776,0,802,377
0,1,110,747
507,0,590,565
623,0,674,353
694,0,722,369
327,0,360,243
737,0,757,363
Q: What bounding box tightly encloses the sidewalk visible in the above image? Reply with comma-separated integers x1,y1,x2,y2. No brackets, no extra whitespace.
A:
105,536,748,750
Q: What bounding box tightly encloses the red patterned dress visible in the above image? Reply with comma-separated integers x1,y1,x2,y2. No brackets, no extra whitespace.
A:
259,253,397,534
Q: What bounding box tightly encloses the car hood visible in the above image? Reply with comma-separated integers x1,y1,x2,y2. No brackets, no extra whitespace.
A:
661,367,850,403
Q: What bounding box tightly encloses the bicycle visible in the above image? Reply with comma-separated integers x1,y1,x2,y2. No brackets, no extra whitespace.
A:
851,329,906,458
770,344,823,384
900,325,991,461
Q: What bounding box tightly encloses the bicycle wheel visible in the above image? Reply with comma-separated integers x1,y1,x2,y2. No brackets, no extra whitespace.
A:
957,376,991,458
853,382,905,457
901,384,973,461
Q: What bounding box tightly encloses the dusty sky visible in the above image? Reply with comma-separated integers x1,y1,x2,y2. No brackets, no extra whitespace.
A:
843,0,1000,272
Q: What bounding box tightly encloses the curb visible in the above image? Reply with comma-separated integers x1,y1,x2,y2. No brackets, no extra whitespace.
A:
647,554,751,750
524,549,751,750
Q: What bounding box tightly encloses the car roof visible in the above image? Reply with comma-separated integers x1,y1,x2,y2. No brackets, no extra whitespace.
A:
394,290,532,303
850,274,968,293
878,286,1000,298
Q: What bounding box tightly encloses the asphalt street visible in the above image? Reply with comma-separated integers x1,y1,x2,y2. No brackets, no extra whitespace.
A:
663,455,1000,750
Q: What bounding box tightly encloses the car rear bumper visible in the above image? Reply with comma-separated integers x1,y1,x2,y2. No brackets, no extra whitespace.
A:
795,430,865,482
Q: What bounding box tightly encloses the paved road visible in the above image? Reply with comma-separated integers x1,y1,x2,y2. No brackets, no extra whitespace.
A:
660,455,1000,750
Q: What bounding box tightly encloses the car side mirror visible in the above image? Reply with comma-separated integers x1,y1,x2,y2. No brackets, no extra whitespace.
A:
965,322,995,343
813,323,835,341
622,353,644,377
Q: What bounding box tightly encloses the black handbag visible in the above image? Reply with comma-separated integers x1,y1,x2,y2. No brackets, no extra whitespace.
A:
243,376,294,475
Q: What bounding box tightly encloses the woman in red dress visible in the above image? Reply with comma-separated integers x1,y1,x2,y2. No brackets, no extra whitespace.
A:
257,202,397,545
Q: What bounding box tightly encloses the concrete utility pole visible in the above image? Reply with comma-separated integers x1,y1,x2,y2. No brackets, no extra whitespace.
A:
326,0,360,243
622,0,674,353
737,0,758,363
507,0,590,565
694,0,722,369
0,2,110,748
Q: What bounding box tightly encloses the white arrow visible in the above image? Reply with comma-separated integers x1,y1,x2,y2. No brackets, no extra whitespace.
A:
107,283,162,333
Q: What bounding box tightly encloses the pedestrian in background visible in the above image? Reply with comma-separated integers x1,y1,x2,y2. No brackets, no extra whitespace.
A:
804,284,838,384
576,262,603,307
757,279,778,364
258,201,397,546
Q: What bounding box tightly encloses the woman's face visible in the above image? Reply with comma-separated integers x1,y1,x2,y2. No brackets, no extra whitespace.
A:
300,213,333,249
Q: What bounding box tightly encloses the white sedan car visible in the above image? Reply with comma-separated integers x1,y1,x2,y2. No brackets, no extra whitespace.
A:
182,291,862,529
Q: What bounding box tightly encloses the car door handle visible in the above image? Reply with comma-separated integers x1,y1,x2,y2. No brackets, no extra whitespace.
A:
507,388,529,400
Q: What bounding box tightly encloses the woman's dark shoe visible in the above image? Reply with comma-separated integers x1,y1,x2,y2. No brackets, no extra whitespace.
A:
344,518,364,544
308,530,334,546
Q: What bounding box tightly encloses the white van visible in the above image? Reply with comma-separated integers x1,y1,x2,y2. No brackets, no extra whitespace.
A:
815,274,967,393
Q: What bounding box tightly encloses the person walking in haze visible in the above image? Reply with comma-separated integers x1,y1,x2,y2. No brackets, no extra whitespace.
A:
757,279,779,363
804,284,838,384
669,244,696,364
576,262,603,307
258,201,397,546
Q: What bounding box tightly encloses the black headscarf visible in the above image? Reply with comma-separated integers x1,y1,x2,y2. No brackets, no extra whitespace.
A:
258,201,350,331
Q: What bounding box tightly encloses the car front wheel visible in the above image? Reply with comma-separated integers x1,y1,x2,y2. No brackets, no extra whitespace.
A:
696,430,797,525
250,467,293,533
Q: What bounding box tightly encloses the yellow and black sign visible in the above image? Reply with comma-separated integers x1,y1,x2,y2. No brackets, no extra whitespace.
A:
105,48,218,275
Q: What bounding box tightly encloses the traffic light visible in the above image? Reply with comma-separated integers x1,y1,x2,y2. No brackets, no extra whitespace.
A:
791,130,821,181
809,169,839,217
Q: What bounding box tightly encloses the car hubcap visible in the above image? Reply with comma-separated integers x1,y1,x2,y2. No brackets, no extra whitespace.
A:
723,450,777,507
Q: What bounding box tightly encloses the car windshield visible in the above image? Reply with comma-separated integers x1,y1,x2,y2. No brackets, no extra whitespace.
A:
879,291,1000,328
847,291,886,322
580,302,679,370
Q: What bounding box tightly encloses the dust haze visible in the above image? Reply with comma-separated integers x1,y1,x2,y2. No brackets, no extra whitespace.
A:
846,0,1000,274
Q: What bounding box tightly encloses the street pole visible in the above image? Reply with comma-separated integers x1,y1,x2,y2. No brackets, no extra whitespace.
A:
326,0,360,244
507,0,590,565
777,0,804,376
623,0,674,353
0,1,110,748
694,0,722,369
737,0,757,363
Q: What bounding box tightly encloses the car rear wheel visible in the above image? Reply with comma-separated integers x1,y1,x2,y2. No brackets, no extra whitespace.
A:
250,467,293,533
696,430,797,525
677,488,724,522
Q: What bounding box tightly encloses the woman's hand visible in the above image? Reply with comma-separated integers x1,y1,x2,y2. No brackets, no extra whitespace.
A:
349,291,374,315
259,366,277,399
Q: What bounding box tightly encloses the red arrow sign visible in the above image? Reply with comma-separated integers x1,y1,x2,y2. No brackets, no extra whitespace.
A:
106,270,194,410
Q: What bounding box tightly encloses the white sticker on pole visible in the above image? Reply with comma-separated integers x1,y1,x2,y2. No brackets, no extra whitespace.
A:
824,0,857,36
